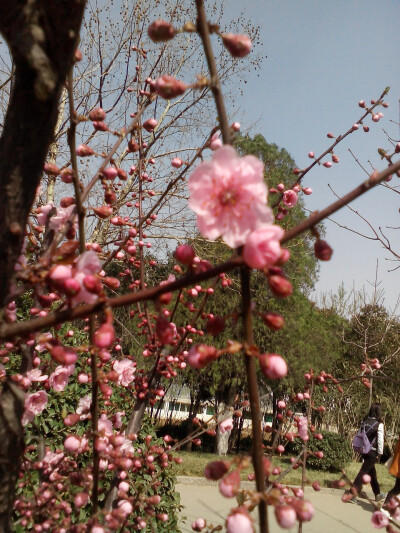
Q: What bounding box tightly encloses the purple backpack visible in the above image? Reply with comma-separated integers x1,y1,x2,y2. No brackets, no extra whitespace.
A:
352,420,378,454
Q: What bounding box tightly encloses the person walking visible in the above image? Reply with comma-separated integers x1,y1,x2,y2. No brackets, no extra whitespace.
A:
346,403,386,504
383,436,400,508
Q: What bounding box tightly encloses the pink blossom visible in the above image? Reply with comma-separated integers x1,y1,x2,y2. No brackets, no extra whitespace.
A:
219,418,233,434
98,414,113,436
113,359,136,386
49,366,72,392
37,202,54,226
156,316,177,345
48,204,77,232
243,225,284,269
70,251,101,306
64,435,82,452
294,500,314,522
76,395,92,419
23,391,48,425
226,508,253,533
188,145,273,248
283,189,298,208
91,526,105,533
43,450,64,466
26,368,48,383
192,517,206,531
371,511,389,529
298,416,309,441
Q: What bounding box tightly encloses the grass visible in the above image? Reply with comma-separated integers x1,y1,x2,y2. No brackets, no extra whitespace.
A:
172,451,395,492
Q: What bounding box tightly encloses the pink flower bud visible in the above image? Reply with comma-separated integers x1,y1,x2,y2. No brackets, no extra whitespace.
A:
352,123,359,131
259,353,288,379
187,344,219,369
371,511,389,529
174,244,195,265
156,316,177,345
277,400,286,409
226,508,253,533
191,518,206,531
372,114,380,122
63,277,81,297
74,492,89,508
143,118,158,132
363,125,370,132
60,168,74,183
308,151,315,158
332,154,340,163
171,157,183,168
358,100,365,108
294,500,314,522
83,275,102,294
89,108,106,121
92,205,113,219
275,505,297,529
93,121,109,132
232,121,241,132
312,481,321,491
102,167,118,180
64,435,81,453
51,346,77,366
362,474,371,484
154,75,187,99
148,20,175,42
94,323,115,349
76,144,94,157
219,470,240,498
323,161,332,168
222,33,252,58
44,162,60,176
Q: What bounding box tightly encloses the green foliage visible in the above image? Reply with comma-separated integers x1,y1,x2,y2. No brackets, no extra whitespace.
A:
287,431,353,471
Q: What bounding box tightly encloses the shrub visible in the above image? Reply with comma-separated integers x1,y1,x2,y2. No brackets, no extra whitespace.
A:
286,431,352,472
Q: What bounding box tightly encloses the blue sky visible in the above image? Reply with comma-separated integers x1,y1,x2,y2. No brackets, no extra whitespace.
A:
219,0,400,312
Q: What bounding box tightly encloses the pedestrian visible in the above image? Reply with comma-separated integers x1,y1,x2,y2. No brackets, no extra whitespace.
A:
383,436,400,508
346,403,385,504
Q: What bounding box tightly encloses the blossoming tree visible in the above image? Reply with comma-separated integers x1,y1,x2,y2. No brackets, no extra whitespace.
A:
0,1,400,533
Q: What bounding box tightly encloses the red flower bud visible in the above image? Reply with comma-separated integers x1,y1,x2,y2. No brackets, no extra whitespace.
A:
44,162,60,176
268,275,293,298
314,239,333,261
88,107,106,121
204,460,230,480
262,312,284,331
174,244,195,265
93,205,113,219
60,197,75,208
154,75,187,99
148,20,175,42
206,316,225,336
76,144,94,157
83,275,102,294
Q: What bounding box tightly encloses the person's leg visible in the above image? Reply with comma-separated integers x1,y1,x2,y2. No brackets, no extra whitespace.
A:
385,477,400,505
353,454,377,494
369,464,381,496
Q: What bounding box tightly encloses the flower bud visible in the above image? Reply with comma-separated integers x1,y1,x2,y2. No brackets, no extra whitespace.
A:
314,239,333,261
259,353,288,379
222,33,252,58
171,157,183,168
76,144,94,157
94,322,115,349
44,162,60,176
206,316,225,336
268,275,293,298
148,20,175,42
89,107,106,121
275,505,297,529
60,168,74,183
226,508,253,533
219,470,240,498
174,244,195,265
143,118,158,132
262,312,284,331
154,75,187,99
93,206,113,219
204,460,230,480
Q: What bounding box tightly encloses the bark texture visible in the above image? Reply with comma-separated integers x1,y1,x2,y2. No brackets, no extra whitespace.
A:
0,2,86,529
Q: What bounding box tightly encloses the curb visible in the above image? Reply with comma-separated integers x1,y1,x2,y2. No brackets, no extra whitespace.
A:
176,476,375,499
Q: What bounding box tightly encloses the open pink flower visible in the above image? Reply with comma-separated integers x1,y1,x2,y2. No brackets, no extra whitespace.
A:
188,146,273,248
283,189,298,208
243,225,284,269
23,390,48,425
48,204,77,231
49,365,73,392
113,359,136,386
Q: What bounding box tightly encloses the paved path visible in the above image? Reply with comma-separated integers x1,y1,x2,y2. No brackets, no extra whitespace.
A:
176,478,385,532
